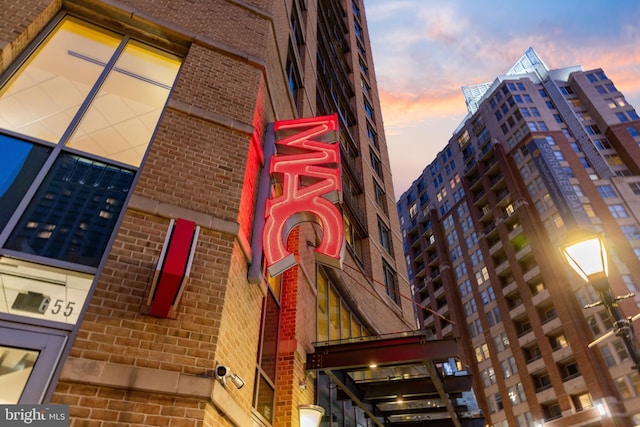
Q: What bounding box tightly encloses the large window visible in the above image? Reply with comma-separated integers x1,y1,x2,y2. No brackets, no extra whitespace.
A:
316,270,366,343
253,273,281,424
0,15,181,321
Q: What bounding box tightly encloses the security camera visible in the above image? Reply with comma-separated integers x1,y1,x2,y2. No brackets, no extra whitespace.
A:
215,365,229,383
214,365,245,389
230,374,245,389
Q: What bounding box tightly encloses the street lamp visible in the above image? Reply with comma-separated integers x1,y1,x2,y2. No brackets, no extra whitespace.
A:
299,404,324,427
561,230,640,372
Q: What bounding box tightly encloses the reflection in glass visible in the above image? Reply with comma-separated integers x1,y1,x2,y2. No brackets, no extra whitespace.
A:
0,346,39,404
0,17,120,142
255,374,275,423
5,154,134,267
0,134,50,229
66,40,182,166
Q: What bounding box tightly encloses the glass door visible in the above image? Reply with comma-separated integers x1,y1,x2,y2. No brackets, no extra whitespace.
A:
0,324,66,403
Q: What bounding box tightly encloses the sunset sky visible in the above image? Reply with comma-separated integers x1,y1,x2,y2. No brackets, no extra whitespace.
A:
364,0,640,198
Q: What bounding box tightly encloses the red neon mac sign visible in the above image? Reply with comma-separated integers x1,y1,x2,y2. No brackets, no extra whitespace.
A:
263,114,345,276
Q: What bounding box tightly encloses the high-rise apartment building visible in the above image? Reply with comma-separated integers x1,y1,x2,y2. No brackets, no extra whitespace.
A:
398,48,640,426
0,0,480,426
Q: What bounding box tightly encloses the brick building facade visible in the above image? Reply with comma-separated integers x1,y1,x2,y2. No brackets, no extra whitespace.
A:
0,0,422,426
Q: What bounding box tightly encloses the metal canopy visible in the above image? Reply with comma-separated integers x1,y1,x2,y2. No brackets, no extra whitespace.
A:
306,330,484,427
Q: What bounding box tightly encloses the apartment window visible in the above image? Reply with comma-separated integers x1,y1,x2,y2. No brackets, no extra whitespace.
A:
361,76,371,98
378,218,392,254
482,367,497,386
464,299,477,316
597,185,616,198
614,339,630,361
375,181,388,214
364,99,374,121
285,46,302,103
572,393,593,411
494,392,503,410
0,17,181,326
459,280,472,296
366,124,379,149
628,126,640,137
455,263,468,279
486,307,501,327
480,286,495,304
615,376,633,399
585,124,601,135
601,345,616,367
559,86,574,95
353,21,363,39
370,151,383,177
609,204,629,218
616,112,629,122
343,214,362,259
383,260,400,305
549,332,568,350
507,382,526,404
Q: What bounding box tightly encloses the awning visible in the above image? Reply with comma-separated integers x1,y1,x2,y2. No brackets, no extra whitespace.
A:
306,330,484,427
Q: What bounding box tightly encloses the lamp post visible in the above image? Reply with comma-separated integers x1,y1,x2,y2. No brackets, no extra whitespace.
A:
561,231,640,373
299,404,324,427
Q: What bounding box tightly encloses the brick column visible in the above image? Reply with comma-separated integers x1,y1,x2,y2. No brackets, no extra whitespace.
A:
273,227,317,427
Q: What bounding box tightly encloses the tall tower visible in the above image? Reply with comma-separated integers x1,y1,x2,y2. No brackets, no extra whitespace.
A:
398,48,640,426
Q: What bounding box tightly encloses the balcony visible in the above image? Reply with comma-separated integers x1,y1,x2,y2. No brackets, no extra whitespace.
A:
542,315,562,335
423,313,434,327
488,239,503,255
502,280,517,295
427,252,439,266
433,284,445,299
483,221,498,238
514,244,532,260
494,257,510,276
517,329,536,347
468,174,482,189
489,174,504,189
532,288,551,306
509,303,526,319
535,384,556,404
523,264,540,282
551,345,573,363
441,324,453,337
508,223,523,240
526,354,546,373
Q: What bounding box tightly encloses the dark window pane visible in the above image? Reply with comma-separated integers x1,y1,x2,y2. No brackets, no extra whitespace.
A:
260,291,279,381
255,374,275,423
0,135,51,229
6,154,134,266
